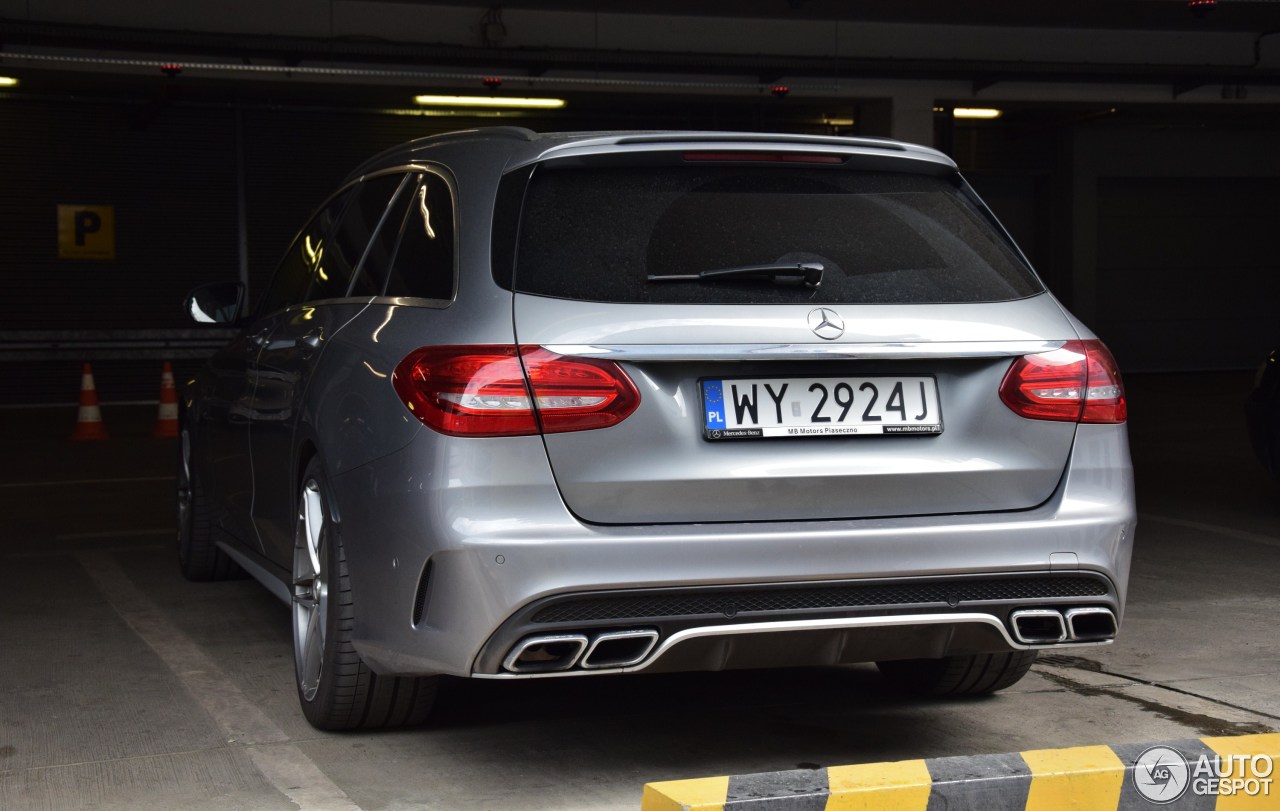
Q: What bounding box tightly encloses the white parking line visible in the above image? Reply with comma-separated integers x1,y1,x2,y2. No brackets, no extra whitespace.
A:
76,550,363,811
0,475,176,489
1140,513,1280,549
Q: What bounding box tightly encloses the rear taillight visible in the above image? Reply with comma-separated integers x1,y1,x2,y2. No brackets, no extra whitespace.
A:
392,346,640,437
999,339,1126,424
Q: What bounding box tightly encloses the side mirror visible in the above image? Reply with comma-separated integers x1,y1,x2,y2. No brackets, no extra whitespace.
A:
185,281,246,324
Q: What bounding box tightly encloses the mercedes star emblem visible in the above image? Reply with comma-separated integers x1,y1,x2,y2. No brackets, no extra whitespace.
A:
807,308,844,340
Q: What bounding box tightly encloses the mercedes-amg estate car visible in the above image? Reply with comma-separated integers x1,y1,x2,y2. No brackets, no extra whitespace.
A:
179,128,1135,730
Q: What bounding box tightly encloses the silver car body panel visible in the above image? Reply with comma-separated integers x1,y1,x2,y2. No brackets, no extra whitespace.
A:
514,293,1083,524
512,295,1072,346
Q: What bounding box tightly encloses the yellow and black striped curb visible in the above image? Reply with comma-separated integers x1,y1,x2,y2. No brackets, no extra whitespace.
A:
641,732,1280,810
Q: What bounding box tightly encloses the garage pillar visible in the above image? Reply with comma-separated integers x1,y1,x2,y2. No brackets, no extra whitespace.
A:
890,92,937,148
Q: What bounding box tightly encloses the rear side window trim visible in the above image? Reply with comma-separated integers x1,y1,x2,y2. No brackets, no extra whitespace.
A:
268,163,461,313
343,164,460,307
342,172,415,298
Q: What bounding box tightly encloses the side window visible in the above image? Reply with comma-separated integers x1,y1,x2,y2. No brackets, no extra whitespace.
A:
349,174,416,298
305,173,405,302
385,172,456,301
257,190,352,316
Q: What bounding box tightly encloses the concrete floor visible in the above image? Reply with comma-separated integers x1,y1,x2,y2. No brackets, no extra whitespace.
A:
1,373,1278,810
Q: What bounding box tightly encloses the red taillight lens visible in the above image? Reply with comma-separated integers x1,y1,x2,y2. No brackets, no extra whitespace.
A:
999,339,1126,424
392,345,640,437
392,346,535,437
520,347,641,433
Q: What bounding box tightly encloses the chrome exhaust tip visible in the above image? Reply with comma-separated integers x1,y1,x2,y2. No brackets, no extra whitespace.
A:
1065,607,1117,641
502,633,588,673
580,629,659,670
1010,609,1068,644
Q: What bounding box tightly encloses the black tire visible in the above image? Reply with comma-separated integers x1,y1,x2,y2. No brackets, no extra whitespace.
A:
292,457,439,731
178,428,241,581
876,650,1038,696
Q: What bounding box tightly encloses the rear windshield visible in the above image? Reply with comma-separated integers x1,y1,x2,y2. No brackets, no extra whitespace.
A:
509,165,1042,304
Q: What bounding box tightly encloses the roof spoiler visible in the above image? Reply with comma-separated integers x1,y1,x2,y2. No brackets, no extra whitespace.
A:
615,132,908,151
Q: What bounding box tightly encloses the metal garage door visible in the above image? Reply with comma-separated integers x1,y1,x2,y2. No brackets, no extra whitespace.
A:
1095,177,1280,372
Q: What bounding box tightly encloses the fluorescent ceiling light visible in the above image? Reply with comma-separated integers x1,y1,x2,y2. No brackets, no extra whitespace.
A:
0,77,18,87
953,107,1003,119
414,94,565,109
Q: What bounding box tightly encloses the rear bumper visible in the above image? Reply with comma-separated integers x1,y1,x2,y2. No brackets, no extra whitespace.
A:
330,423,1135,678
474,573,1119,678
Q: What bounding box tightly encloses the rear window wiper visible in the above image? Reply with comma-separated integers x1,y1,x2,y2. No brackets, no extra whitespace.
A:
647,262,824,289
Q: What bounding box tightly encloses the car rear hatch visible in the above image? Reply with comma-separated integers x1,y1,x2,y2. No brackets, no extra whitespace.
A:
501,140,1083,525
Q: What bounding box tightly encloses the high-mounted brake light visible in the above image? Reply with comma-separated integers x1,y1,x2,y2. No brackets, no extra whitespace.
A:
392,346,640,437
999,340,1126,424
683,151,845,164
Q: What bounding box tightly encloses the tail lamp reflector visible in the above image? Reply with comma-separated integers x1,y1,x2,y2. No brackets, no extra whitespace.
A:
392,346,640,436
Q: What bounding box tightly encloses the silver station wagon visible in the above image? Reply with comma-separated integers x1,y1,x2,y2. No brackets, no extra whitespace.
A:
179,128,1135,730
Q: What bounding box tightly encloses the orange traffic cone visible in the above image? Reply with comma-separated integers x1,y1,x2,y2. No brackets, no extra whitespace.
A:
154,361,179,438
71,363,109,440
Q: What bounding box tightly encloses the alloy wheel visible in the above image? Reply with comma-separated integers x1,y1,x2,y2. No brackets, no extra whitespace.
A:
292,479,328,702
176,429,192,554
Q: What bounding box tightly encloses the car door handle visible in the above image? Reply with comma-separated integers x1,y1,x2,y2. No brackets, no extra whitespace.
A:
297,331,322,350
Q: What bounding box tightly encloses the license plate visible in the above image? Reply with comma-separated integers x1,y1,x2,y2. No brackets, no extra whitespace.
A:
701,376,943,440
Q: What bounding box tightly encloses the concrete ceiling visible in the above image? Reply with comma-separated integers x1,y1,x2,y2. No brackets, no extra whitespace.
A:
1,0,1278,129
407,0,1280,33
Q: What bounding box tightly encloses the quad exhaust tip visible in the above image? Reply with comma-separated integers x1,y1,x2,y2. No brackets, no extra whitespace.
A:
504,629,660,673
580,629,659,669
1010,609,1068,644
1065,606,1118,641
1010,607,1117,645
503,633,588,674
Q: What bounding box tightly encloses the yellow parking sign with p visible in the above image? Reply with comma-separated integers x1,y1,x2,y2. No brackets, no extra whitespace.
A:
57,205,115,260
